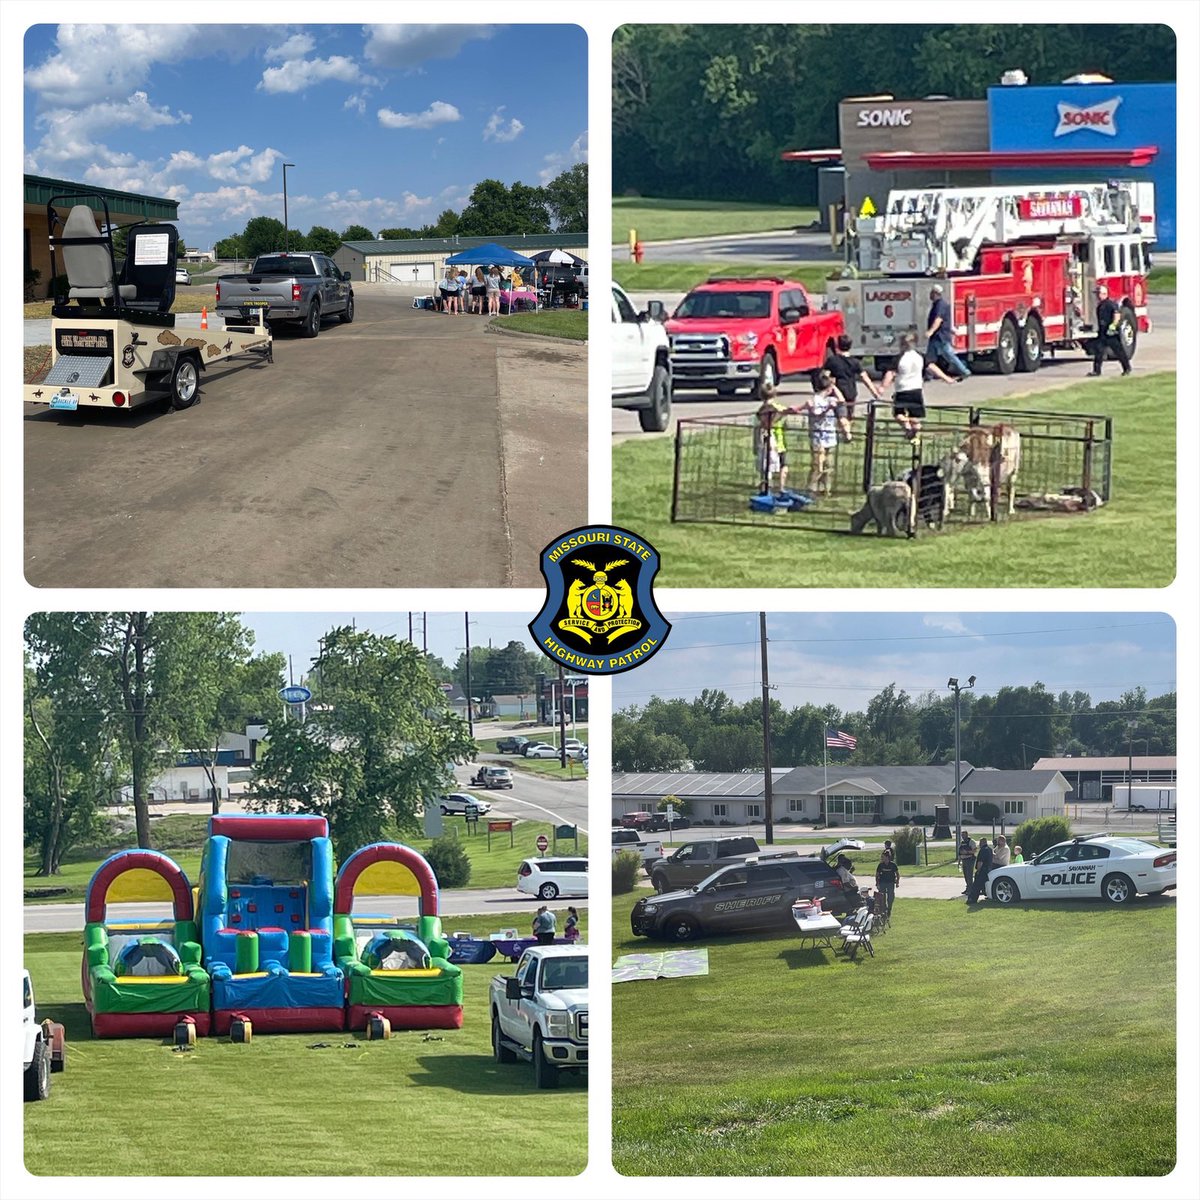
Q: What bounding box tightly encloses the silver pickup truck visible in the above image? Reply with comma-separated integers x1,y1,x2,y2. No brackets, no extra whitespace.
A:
215,251,354,337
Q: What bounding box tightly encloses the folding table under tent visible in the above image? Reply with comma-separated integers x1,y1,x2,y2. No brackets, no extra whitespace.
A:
444,243,537,310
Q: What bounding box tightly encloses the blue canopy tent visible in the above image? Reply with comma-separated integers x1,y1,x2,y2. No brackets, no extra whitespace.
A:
444,243,536,311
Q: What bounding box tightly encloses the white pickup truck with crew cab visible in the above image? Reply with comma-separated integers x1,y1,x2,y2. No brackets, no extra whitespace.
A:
23,969,66,1101
490,944,588,1089
611,827,665,869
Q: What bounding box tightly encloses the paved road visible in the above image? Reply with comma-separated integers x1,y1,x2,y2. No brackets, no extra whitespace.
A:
613,228,841,264
452,761,589,835
25,288,586,587
25,887,588,935
613,293,1176,439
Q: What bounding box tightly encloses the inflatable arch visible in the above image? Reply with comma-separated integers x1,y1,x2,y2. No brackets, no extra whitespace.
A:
334,843,464,1031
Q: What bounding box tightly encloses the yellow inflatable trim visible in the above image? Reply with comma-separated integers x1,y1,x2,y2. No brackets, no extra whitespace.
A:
106,920,173,932
353,859,421,897
370,968,441,977
106,868,177,904
111,975,189,984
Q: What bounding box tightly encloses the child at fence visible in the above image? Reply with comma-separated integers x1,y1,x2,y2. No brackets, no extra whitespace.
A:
794,370,852,495
754,386,793,496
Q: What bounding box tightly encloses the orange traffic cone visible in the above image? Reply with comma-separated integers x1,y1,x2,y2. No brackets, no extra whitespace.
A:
201,307,208,330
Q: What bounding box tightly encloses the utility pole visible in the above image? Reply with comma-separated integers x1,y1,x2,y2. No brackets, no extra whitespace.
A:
760,612,774,846
464,612,474,740
948,674,976,845
408,612,413,644
557,662,568,768
422,613,427,655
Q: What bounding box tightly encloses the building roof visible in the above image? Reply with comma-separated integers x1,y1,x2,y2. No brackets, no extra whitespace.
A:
959,770,1065,795
775,763,969,794
24,173,179,220
613,770,791,798
1034,755,1177,772
342,233,586,256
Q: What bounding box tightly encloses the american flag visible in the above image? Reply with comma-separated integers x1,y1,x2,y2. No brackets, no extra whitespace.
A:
825,727,858,750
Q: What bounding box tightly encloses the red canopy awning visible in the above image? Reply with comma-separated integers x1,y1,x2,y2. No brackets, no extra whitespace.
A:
780,148,844,163
862,147,1159,170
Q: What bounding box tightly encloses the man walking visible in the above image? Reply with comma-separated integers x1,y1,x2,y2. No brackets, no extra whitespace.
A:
925,284,971,379
958,832,976,895
875,849,900,917
967,836,994,904
1089,284,1132,376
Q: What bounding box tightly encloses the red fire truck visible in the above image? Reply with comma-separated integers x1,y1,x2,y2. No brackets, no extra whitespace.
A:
824,181,1155,373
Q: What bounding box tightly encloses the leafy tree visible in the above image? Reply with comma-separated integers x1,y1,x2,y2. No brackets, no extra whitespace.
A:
378,227,419,241
284,229,307,251
305,225,342,256
424,836,471,888
612,714,689,772
964,683,1060,769
214,235,243,260
251,626,475,858
692,724,760,772
544,163,588,232
241,216,286,258
455,179,551,236
341,224,375,242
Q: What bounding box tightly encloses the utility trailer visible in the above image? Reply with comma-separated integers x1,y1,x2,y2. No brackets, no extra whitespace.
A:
24,195,272,414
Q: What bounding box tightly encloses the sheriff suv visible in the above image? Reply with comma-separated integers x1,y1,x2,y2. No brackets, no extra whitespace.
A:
631,843,865,942
666,276,844,398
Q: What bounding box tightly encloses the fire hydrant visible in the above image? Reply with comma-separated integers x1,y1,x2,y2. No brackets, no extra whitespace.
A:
632,240,645,264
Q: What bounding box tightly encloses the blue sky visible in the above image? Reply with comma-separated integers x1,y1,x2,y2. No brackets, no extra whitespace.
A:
242,612,538,679
23,23,587,248
614,612,1177,714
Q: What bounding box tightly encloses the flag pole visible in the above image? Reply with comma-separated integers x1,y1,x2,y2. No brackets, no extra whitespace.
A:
823,725,829,825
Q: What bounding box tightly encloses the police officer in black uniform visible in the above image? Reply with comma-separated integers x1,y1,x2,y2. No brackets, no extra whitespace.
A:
1089,284,1132,377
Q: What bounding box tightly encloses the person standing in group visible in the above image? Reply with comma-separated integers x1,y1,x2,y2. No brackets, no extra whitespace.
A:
795,370,852,495
874,850,900,917
958,831,976,895
1012,844,1025,864
442,267,460,315
564,907,580,942
486,264,502,315
823,333,885,421
470,267,487,314
534,906,558,944
1089,283,1132,376
967,836,993,904
456,266,469,315
993,834,1011,868
892,333,928,439
925,283,972,379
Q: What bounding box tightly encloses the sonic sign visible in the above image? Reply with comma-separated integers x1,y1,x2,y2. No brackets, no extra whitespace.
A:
1054,96,1121,138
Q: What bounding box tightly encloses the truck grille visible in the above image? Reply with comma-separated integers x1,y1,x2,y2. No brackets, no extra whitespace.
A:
576,1012,588,1041
670,332,730,372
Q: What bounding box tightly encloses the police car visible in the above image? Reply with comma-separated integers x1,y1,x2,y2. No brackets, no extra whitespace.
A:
986,834,1176,906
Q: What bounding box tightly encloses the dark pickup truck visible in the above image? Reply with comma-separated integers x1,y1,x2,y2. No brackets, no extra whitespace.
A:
215,252,354,337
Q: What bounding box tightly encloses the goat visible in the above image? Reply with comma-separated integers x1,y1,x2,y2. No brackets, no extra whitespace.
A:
850,481,911,536
903,463,949,529
953,424,1021,518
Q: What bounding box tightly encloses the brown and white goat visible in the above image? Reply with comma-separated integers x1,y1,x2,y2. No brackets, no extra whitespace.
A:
943,424,1021,518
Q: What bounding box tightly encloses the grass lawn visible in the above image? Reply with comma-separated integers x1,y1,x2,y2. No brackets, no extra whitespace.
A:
24,919,587,1176
614,261,1178,297
24,288,217,321
613,372,1175,588
25,813,588,900
613,197,817,243
611,893,1175,1176
492,309,587,340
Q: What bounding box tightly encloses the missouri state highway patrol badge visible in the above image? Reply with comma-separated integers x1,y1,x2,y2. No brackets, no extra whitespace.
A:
529,526,670,675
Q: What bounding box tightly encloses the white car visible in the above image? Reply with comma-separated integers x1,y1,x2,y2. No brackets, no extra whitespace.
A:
612,282,672,432
517,856,589,900
526,744,566,760
986,835,1177,906
439,792,492,816
175,266,190,286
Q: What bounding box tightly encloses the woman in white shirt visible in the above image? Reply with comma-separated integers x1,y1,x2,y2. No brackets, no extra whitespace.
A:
485,266,502,315
892,333,926,439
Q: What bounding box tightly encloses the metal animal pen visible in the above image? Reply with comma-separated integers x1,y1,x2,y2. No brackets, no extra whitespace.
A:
670,403,1113,536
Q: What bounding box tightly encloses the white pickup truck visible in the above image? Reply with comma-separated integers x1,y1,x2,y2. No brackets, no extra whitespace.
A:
612,282,672,432
490,945,588,1089
611,827,665,870
23,970,65,1101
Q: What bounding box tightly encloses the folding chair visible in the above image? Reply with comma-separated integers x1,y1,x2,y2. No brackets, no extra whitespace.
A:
839,912,874,960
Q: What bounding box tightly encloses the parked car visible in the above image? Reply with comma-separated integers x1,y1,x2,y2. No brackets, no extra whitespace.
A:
523,742,554,757
612,282,672,432
496,736,531,755
648,835,761,891
517,856,589,900
986,834,1177,905
526,745,565,760
23,970,65,1102
643,812,690,832
174,266,190,286
632,844,866,941
439,792,492,816
620,811,654,830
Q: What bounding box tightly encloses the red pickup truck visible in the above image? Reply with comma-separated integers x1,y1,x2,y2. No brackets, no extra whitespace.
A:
666,276,844,398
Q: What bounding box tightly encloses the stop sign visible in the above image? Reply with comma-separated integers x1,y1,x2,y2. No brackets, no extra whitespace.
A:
536,834,549,853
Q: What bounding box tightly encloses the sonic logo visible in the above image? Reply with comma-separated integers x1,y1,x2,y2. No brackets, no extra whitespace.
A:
1054,96,1121,138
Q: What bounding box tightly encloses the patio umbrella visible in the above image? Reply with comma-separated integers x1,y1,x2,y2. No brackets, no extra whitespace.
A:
530,248,585,266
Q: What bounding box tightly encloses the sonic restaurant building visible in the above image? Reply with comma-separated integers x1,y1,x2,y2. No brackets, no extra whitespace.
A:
793,81,1175,250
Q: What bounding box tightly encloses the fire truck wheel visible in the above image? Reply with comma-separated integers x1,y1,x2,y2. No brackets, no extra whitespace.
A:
994,317,1019,376
1017,318,1043,373
1118,308,1137,359
169,356,200,410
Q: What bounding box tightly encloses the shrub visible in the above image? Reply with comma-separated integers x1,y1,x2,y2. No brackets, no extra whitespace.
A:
424,835,471,888
613,850,641,894
975,802,1001,823
1012,816,1071,859
891,825,923,866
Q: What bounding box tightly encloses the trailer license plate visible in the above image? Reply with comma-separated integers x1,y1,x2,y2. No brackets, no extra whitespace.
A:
240,301,270,320
49,389,79,411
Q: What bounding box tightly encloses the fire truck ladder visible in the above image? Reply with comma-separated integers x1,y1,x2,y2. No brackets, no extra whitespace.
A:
881,182,1146,274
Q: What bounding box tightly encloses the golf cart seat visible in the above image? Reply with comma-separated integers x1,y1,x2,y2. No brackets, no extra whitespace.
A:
61,205,136,303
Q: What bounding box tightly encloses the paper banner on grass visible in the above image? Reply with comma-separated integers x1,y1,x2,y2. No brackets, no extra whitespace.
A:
612,949,709,983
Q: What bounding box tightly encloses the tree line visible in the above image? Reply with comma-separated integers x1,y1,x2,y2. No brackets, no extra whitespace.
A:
613,24,1176,204
212,166,587,259
25,615,474,870
614,684,1176,774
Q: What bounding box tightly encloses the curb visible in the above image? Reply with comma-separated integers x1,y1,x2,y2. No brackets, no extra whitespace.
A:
484,320,588,346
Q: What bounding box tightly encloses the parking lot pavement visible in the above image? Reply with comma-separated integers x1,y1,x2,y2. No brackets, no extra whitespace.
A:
24,292,586,587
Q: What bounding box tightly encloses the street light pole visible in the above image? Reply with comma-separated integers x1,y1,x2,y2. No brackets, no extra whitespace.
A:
282,162,295,252
948,674,976,846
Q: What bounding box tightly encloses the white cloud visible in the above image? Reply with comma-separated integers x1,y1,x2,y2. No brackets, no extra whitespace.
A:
377,100,460,130
264,32,316,62
204,145,283,184
318,189,435,225
538,130,588,183
344,92,367,115
362,24,494,69
259,55,377,95
483,108,524,143
921,614,975,636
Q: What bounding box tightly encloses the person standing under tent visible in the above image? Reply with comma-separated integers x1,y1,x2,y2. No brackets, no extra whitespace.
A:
470,267,487,314
455,266,469,315
486,265,502,315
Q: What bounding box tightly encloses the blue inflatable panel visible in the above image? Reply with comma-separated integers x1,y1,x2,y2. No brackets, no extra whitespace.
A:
213,969,344,1012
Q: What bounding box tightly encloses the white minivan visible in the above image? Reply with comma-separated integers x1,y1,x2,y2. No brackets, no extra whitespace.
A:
517,856,589,900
